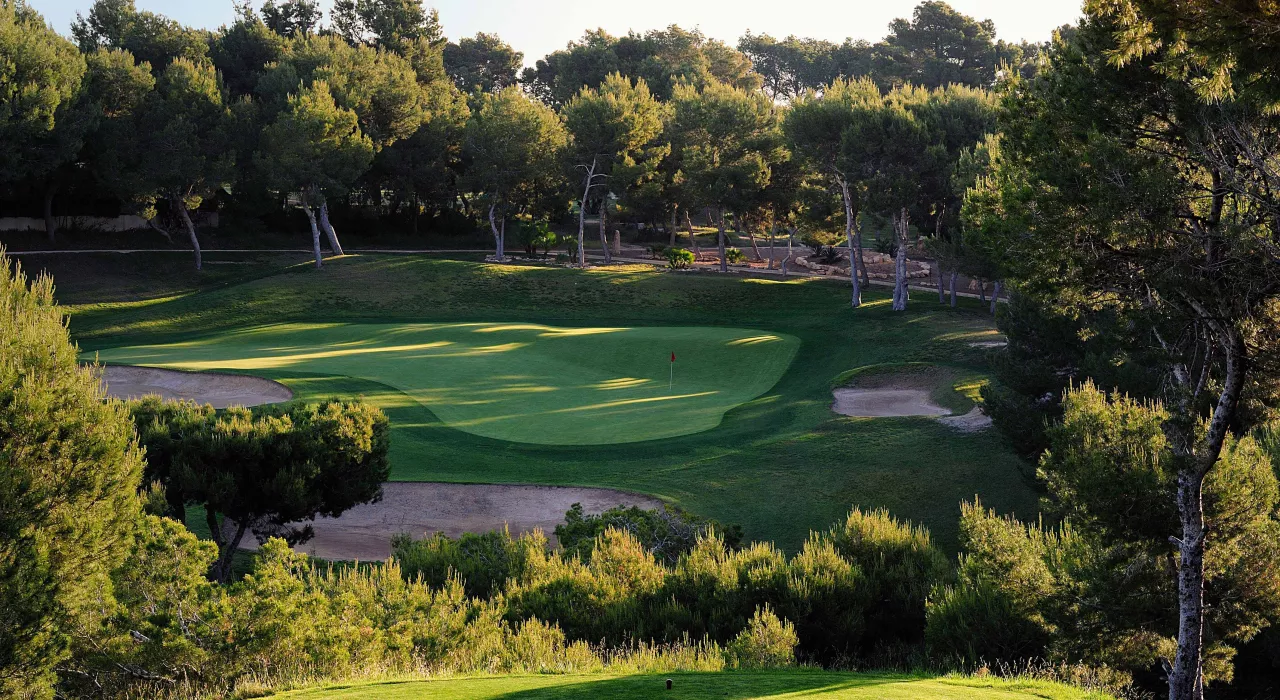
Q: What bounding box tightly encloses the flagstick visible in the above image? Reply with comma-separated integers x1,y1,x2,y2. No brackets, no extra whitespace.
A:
669,360,673,393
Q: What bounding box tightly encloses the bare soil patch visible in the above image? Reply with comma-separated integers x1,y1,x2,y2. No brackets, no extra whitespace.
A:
238,482,665,561
98,365,292,408
831,388,953,418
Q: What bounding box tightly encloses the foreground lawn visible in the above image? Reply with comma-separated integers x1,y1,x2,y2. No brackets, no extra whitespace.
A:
269,671,1111,699
33,251,1036,551
91,322,799,445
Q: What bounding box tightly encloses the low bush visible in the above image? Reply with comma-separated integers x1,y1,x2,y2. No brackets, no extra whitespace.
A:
725,247,747,264
726,606,798,669
666,247,695,269
555,503,742,565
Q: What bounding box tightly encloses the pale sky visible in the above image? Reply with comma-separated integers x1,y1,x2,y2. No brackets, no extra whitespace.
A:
31,0,1085,66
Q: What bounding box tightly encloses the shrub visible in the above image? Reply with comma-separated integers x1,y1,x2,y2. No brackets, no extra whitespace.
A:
823,507,951,652
393,529,542,599
801,231,839,253
0,253,145,699
726,606,797,669
665,247,695,269
647,243,667,259
925,581,1050,666
725,247,747,264
555,503,742,565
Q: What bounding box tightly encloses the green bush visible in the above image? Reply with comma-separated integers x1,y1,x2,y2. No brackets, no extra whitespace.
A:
647,243,667,259
393,528,541,599
925,581,1050,666
665,247,695,269
0,252,145,699
725,247,747,264
555,503,742,565
726,606,798,669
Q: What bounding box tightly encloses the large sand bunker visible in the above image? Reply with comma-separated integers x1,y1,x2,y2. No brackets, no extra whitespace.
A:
99,365,293,408
832,388,953,418
831,387,994,432
239,482,665,561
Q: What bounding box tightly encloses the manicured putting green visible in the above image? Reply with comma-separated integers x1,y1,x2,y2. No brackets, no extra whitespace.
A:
91,322,799,445
267,671,1110,699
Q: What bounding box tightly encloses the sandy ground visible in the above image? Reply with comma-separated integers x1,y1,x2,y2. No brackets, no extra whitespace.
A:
237,482,666,561
938,407,995,432
99,365,292,408
831,388,953,418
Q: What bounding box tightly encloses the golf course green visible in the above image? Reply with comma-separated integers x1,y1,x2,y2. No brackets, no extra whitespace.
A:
91,323,799,445
266,671,1113,699
41,252,1036,551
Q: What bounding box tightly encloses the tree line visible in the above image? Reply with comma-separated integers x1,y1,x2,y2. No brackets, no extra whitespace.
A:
2,0,1014,306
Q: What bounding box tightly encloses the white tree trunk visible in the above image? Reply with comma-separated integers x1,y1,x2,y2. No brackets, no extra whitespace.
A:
839,178,862,308
949,270,958,308
173,196,203,271
1168,332,1246,700
688,210,700,258
891,208,909,312
782,227,795,277
989,280,1002,315
936,264,945,303
319,200,344,255
302,201,323,269
488,202,505,261
669,207,678,248
599,198,612,264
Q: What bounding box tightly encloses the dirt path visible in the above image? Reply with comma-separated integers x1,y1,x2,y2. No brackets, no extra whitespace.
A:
99,365,292,408
238,482,665,561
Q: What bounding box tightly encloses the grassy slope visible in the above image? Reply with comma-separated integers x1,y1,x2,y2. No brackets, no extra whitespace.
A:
268,671,1111,700
90,322,800,445
31,251,1033,552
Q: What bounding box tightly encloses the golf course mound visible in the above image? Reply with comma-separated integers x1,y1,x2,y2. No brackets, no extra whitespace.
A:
238,482,664,561
89,322,799,445
98,365,293,408
831,363,990,429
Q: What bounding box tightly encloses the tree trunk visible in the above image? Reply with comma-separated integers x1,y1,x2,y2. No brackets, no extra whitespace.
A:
989,280,1002,315
613,229,621,256
577,171,593,269
768,223,777,270
1167,331,1246,700
319,200,344,255
979,282,987,303
411,193,419,236
782,227,795,277
670,208,678,248
489,202,505,261
212,518,248,584
687,210,699,258
891,208,909,312
599,199,612,264
748,229,761,261
173,196,203,271
43,181,59,244
839,178,862,308
949,271,958,308
717,207,727,273
146,217,173,243
937,261,946,303
302,201,323,269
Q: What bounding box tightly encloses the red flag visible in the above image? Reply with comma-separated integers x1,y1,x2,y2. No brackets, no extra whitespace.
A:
670,351,676,363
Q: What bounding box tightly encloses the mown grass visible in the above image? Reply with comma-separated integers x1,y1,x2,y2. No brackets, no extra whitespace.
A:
27,251,1036,552
266,671,1112,700
90,322,800,445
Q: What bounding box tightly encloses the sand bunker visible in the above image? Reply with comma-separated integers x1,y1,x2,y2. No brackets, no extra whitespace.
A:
832,388,953,418
238,482,665,561
99,365,293,408
831,387,992,433
938,407,994,432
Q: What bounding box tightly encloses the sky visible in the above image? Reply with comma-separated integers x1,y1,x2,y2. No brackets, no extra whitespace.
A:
31,0,1085,66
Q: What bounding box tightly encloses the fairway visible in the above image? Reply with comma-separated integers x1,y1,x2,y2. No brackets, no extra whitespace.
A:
90,322,799,445
268,672,1111,699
